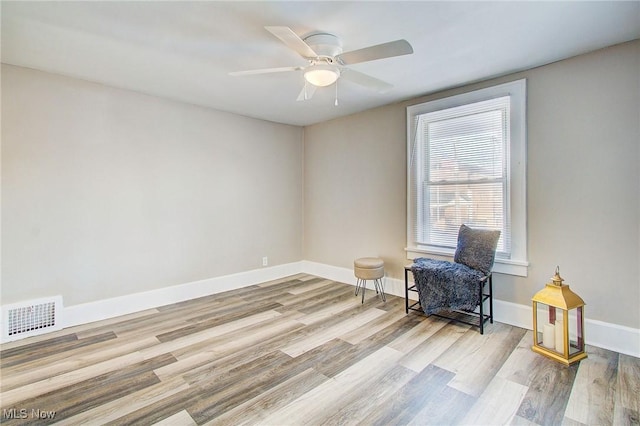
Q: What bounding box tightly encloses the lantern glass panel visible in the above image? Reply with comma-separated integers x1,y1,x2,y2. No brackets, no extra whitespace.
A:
535,303,556,350
568,306,585,356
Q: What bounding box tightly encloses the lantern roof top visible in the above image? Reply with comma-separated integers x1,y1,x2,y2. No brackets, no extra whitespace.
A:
532,267,585,309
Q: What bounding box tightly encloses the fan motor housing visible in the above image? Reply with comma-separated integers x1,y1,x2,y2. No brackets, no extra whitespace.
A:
303,32,343,59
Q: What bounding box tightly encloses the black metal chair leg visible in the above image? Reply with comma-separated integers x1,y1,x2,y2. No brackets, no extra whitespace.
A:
489,275,494,324
479,279,484,335
404,268,409,314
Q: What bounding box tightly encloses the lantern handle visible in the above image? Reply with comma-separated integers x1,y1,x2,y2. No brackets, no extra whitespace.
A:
552,266,564,286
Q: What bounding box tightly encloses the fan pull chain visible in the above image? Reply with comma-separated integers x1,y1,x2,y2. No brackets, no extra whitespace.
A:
334,79,339,106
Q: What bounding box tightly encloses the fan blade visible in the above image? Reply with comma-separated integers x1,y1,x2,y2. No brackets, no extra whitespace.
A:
340,68,393,93
296,84,317,101
229,66,302,76
336,39,413,65
265,26,318,59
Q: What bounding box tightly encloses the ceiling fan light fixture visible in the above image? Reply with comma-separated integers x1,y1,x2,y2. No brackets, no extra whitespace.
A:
304,64,339,87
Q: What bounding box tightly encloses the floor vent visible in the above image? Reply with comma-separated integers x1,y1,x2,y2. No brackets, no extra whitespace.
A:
2,296,63,343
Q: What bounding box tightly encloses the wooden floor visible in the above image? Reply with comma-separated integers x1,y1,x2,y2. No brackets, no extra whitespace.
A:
1,274,638,425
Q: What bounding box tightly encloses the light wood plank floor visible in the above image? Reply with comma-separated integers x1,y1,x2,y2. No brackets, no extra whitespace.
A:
1,274,638,425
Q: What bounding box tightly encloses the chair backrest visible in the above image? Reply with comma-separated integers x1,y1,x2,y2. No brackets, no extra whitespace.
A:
453,224,501,275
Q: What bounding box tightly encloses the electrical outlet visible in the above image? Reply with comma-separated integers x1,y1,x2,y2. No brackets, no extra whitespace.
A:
262,257,268,267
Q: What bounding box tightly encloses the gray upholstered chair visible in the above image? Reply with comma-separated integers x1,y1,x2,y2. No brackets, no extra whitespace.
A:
405,224,500,334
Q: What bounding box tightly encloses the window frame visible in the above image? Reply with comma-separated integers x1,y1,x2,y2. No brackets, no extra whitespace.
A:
406,79,528,277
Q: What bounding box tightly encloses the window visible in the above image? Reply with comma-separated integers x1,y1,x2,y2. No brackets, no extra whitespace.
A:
407,80,528,276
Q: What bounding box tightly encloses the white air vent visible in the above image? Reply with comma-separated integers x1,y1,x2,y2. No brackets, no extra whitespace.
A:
1,296,63,343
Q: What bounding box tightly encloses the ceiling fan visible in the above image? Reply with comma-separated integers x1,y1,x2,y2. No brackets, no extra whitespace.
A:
229,26,413,101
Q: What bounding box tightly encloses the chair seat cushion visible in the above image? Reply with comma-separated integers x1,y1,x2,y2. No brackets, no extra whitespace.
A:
411,258,485,315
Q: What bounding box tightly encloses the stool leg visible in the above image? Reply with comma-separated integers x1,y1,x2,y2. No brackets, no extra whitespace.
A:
355,278,360,296
377,278,386,302
361,280,366,304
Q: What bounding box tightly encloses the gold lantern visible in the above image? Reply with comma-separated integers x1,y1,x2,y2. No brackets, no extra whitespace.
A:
531,267,587,365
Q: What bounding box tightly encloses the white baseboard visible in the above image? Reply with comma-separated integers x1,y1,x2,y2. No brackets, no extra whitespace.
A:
4,259,638,358
63,261,304,329
579,319,639,358
493,299,639,358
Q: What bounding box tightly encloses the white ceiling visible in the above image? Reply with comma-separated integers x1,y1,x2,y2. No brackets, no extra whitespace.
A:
2,1,639,126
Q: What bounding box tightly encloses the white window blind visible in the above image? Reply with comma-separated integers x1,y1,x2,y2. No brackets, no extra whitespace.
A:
414,97,510,254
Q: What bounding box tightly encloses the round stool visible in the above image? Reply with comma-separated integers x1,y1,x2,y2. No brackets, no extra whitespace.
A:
354,257,386,304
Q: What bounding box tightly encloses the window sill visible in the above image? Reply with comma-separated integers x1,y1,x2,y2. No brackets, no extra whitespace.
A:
405,247,529,277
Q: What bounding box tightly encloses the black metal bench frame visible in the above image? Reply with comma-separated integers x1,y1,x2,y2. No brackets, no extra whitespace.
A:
404,265,493,334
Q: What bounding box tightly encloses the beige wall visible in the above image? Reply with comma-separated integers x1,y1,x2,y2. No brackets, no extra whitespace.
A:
2,41,638,330
304,103,408,276
2,64,304,306
304,40,640,329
